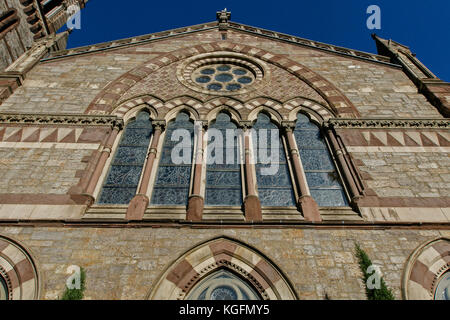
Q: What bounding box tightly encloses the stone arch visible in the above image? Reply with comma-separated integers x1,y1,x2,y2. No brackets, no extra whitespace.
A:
204,97,244,112
0,235,40,300
86,41,359,118
112,95,163,119
205,105,242,125
164,96,203,111
285,97,334,123
148,237,297,300
164,105,200,123
247,104,283,126
121,105,159,126
402,237,450,300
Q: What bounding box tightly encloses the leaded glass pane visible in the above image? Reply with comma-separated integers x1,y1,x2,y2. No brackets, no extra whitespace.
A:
294,113,349,207
151,112,194,206
253,113,296,207
97,110,153,204
309,189,348,207
435,271,450,300
205,112,243,206
151,187,190,205
187,269,260,300
0,275,8,300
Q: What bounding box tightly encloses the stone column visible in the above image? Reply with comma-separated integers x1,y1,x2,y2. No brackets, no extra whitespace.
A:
240,122,262,222
282,122,322,222
126,120,166,220
85,120,123,199
186,121,208,221
325,126,362,208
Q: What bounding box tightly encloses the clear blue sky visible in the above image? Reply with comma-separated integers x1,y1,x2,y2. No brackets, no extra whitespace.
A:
66,0,450,81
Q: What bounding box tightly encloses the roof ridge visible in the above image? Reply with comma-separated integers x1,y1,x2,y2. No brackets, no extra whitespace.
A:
43,20,398,68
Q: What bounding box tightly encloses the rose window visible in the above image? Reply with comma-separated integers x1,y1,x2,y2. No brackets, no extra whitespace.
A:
192,64,255,92
177,54,265,95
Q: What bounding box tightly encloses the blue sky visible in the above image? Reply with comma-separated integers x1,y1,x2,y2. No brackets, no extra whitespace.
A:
66,0,450,81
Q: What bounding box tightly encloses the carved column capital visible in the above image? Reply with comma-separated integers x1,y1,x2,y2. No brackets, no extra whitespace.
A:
238,121,253,130
152,119,166,131
281,121,296,132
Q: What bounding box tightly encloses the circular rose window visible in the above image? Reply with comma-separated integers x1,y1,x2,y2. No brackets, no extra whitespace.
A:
177,53,266,95
192,64,256,92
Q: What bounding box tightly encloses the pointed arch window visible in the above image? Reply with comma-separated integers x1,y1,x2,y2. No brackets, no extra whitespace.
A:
97,110,153,204
253,113,296,207
294,113,348,207
205,113,243,206
186,269,260,300
150,112,194,206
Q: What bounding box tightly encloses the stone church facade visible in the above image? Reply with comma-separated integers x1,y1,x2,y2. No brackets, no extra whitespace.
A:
0,6,449,300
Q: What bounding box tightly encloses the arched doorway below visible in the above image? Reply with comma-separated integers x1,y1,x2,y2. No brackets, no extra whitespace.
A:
148,237,297,300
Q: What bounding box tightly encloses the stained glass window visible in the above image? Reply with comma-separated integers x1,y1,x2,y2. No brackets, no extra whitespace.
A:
97,110,153,204
186,269,260,300
205,113,243,206
0,275,7,300
253,113,296,207
434,271,450,300
294,113,348,207
193,64,255,92
151,112,194,206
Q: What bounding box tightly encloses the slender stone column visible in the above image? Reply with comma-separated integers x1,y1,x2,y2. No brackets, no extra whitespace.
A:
240,122,262,222
282,122,322,222
85,120,123,199
126,120,166,220
186,121,208,221
325,126,362,208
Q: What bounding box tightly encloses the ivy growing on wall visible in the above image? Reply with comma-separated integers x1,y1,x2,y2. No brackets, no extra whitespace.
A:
354,243,395,300
61,267,86,300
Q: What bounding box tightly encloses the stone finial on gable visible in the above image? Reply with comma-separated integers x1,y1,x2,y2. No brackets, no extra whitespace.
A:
216,8,231,30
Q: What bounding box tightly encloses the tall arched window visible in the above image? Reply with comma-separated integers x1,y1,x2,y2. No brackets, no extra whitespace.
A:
97,110,153,204
294,113,348,207
205,113,243,206
151,112,194,206
253,113,296,207
186,269,261,300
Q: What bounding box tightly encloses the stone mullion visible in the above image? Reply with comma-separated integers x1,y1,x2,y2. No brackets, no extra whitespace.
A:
240,122,262,222
186,121,207,221
335,133,365,195
126,120,166,220
282,122,322,222
325,127,362,208
85,121,123,198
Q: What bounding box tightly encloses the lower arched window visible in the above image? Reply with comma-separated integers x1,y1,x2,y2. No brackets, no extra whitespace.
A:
151,112,194,205
97,110,153,204
435,271,450,300
253,113,296,207
186,269,261,300
205,112,243,206
294,113,348,207
0,275,8,300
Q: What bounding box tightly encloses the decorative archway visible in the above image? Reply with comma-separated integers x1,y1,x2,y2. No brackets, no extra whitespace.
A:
86,41,359,118
148,237,297,300
402,237,450,300
0,235,40,300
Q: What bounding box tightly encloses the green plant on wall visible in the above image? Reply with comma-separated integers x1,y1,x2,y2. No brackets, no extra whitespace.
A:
354,243,395,300
61,267,86,300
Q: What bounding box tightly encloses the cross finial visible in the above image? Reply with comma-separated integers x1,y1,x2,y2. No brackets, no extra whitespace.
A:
216,8,231,26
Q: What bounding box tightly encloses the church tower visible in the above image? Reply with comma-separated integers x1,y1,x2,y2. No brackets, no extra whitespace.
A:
0,0,88,103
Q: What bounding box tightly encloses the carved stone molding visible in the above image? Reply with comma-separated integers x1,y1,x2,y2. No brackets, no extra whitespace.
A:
325,118,450,129
0,113,123,128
